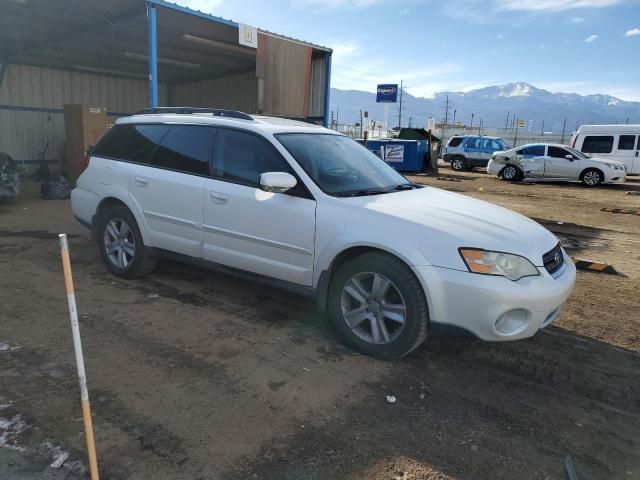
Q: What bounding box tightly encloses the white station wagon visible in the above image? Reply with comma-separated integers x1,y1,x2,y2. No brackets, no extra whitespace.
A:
71,108,576,359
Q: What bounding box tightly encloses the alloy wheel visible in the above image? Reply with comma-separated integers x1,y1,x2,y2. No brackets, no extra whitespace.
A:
503,165,518,180
103,218,136,269
451,158,464,170
341,272,407,345
583,170,601,186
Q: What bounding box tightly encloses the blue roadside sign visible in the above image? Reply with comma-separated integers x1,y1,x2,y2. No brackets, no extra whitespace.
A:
376,84,398,103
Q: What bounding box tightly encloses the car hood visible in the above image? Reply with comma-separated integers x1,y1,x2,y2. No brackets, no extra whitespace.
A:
342,186,558,267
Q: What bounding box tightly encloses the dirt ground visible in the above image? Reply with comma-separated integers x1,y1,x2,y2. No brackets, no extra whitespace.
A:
1,169,639,480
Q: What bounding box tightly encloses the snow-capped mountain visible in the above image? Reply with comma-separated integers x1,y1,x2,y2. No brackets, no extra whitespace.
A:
329,82,639,132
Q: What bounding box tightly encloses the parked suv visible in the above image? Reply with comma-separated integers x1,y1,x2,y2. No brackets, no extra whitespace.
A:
72,108,575,359
444,135,509,171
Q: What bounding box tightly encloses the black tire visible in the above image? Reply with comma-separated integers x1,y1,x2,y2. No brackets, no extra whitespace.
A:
581,168,603,187
97,205,158,278
501,164,522,182
450,156,467,171
328,252,429,360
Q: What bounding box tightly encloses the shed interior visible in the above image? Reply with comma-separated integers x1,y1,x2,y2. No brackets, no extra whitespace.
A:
0,0,331,166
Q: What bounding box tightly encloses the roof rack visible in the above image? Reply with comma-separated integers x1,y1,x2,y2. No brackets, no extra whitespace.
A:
134,107,254,121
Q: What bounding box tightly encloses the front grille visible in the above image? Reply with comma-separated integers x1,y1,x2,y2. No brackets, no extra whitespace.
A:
543,243,564,275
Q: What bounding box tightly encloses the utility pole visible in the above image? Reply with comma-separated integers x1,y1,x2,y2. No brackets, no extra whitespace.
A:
330,110,335,128
359,110,363,138
397,80,405,129
452,109,457,126
470,113,474,129
478,119,482,136
442,94,452,145
541,120,545,136
513,117,518,146
560,118,567,144
626,117,630,124
504,111,510,132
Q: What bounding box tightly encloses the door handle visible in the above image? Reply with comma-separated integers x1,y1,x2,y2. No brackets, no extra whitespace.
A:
134,176,148,187
209,192,228,204
635,151,639,157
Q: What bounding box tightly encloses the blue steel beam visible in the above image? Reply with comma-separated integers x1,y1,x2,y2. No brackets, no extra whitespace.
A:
147,3,159,108
145,0,238,27
323,52,332,128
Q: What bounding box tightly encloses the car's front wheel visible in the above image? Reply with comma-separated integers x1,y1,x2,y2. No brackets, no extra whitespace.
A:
581,168,603,187
97,205,158,278
501,164,522,181
328,252,429,359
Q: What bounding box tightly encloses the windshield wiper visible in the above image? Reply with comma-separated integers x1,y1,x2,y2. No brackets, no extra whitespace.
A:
335,189,388,197
394,183,417,191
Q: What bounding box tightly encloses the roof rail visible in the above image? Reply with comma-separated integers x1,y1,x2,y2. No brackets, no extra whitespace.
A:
134,107,254,121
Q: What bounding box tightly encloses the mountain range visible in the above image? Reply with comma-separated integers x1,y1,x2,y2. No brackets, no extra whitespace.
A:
329,82,640,132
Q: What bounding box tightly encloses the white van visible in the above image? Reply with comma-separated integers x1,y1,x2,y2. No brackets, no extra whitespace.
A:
571,125,640,175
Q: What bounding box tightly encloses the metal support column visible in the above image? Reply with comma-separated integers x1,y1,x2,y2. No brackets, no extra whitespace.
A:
147,3,158,107
323,52,332,128
0,62,9,88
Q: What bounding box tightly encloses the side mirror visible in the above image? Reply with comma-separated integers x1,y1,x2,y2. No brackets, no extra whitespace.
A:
259,172,297,193
565,154,574,161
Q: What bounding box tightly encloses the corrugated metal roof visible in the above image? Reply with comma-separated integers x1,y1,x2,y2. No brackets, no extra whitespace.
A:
0,0,330,86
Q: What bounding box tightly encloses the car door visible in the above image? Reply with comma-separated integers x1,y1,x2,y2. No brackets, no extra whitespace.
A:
635,136,640,174
482,138,501,161
615,134,638,173
544,146,580,179
129,125,213,258
202,128,316,286
516,144,546,177
463,137,482,161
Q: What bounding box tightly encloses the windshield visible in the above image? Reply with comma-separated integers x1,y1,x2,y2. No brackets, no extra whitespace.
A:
276,133,412,196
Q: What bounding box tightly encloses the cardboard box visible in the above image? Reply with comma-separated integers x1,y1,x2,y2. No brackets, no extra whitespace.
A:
63,105,108,182
63,104,108,148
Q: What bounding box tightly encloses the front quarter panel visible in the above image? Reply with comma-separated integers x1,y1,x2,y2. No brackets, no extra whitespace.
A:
313,198,432,286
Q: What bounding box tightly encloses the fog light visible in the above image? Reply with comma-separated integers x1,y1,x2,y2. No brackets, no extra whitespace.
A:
495,309,529,335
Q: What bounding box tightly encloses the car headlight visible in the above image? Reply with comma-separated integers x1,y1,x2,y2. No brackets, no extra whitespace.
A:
459,248,539,281
604,163,620,170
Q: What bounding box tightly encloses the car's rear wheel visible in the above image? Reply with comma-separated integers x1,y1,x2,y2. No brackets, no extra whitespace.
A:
98,205,158,278
581,168,603,187
328,252,429,359
450,157,466,171
501,164,522,181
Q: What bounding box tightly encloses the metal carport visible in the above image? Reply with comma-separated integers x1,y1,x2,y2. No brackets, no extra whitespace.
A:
0,0,332,167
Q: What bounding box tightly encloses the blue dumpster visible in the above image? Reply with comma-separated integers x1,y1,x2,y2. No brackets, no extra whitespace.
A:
358,139,427,172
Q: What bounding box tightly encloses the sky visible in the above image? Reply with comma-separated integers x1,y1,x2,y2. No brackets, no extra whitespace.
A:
174,0,640,101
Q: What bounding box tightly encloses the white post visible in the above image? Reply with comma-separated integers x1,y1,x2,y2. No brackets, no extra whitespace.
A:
59,234,100,480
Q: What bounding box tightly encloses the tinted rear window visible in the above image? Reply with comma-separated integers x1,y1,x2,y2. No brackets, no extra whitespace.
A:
581,135,613,154
447,137,463,147
150,125,213,176
93,124,169,163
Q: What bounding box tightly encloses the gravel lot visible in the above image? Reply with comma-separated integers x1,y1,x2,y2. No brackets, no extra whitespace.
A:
1,169,639,480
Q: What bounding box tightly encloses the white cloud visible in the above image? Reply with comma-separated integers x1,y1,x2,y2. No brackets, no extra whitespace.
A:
571,16,585,23
584,34,599,42
291,0,384,9
331,42,361,60
625,28,640,36
495,0,623,12
172,0,224,14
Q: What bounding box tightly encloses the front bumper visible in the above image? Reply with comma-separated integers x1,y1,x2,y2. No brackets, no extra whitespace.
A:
412,252,576,341
486,160,504,176
603,170,626,183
